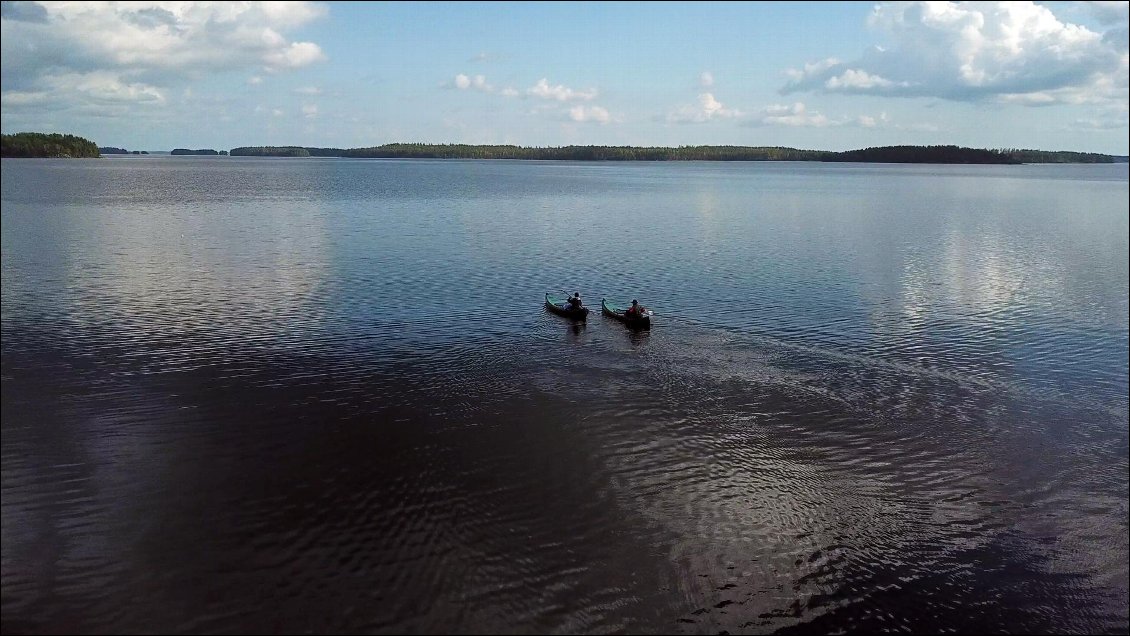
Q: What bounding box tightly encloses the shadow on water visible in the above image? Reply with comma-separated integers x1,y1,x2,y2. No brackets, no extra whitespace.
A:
569,321,587,338
626,327,650,348
0,330,680,634
3,308,1126,635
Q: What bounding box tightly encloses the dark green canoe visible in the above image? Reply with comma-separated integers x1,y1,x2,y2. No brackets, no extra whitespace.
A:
601,298,651,329
546,293,589,320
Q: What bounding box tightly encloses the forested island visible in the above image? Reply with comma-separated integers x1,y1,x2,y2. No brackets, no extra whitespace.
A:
1,133,100,158
171,148,227,155
229,143,1127,164
99,147,149,155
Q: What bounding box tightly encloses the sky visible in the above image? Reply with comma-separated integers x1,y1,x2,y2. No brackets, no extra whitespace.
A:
1,1,1127,154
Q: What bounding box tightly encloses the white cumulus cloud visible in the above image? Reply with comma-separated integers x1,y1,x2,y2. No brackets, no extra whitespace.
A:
569,105,612,123
264,41,327,71
1,1,328,117
451,73,493,92
527,78,598,101
782,1,1127,108
856,112,891,127
7,69,168,112
825,69,903,90
758,102,831,127
744,103,900,129
667,92,742,123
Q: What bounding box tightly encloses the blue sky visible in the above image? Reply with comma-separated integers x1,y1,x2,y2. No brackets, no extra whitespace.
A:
2,1,1127,154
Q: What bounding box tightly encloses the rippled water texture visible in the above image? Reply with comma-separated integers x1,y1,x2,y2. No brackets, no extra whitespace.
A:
2,158,1128,634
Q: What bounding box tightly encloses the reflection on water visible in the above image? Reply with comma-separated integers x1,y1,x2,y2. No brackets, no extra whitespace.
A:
63,200,333,354
2,158,1127,634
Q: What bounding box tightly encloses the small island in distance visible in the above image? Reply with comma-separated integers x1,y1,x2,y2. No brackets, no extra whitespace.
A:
2,132,1127,163
99,147,149,155
171,148,228,156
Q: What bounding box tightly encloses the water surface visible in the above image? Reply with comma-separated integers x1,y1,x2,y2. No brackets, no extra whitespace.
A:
2,157,1127,634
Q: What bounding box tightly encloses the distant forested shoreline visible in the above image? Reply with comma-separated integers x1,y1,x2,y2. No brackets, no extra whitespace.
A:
2,132,1126,163
228,143,1127,164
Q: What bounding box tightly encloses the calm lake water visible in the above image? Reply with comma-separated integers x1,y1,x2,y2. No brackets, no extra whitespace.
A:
2,157,1127,634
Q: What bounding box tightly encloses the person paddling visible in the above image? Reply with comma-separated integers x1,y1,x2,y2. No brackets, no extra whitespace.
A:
566,292,584,311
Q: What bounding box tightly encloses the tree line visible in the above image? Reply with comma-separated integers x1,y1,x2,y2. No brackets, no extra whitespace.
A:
229,144,835,161
3,132,1123,163
995,148,1122,164
1,132,100,158
171,148,228,155
825,145,1019,164
99,147,149,155
229,143,1123,163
